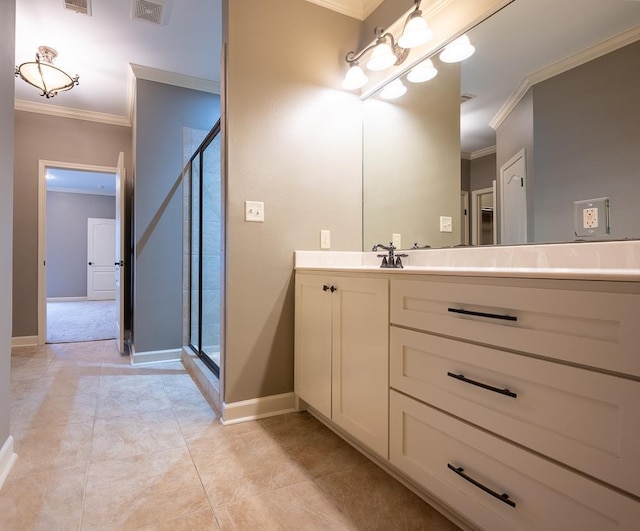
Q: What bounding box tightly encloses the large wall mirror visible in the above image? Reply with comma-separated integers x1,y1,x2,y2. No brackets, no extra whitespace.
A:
363,0,640,250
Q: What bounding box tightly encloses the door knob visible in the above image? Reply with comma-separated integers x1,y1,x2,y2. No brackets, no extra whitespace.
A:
88,262,93,265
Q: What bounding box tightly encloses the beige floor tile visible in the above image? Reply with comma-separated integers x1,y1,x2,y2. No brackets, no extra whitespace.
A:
136,507,220,530
82,447,211,530
11,345,56,360
285,422,369,478
91,408,186,462
96,376,172,418
190,426,311,507
214,480,357,530
172,400,222,442
259,411,325,448
9,421,94,479
0,466,86,531
11,391,99,430
10,357,51,381
317,462,461,531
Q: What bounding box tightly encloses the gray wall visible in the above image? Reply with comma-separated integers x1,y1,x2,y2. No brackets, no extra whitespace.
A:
0,0,15,453
13,112,132,338
134,80,219,354
470,153,497,191
532,41,640,242
224,0,362,403
46,192,115,298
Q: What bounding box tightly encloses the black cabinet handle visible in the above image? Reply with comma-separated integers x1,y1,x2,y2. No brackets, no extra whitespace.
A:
447,372,517,398
323,285,338,293
448,307,517,322
447,464,516,508
323,285,330,291
330,285,337,293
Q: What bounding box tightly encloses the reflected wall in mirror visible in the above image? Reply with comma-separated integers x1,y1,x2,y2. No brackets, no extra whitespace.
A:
363,0,640,249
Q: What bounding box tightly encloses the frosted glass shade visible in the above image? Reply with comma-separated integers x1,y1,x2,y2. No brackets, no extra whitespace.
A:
407,59,438,83
367,42,397,71
342,64,368,90
439,35,476,63
398,12,432,49
380,79,407,100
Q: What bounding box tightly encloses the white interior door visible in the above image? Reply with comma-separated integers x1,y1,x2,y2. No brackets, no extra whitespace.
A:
115,152,126,354
87,218,116,300
499,148,527,245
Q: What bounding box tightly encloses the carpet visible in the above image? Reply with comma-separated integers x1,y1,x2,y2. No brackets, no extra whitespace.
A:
47,300,116,343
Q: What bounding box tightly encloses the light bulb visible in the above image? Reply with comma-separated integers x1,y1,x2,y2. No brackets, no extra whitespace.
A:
407,59,438,83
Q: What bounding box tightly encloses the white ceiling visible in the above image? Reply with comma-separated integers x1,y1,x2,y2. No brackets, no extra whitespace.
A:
15,0,222,122
46,168,116,196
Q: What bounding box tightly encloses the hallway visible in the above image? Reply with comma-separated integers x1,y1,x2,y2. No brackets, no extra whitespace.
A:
2,340,459,530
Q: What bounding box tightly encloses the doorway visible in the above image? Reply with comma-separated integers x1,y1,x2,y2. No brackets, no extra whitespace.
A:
471,186,496,246
38,161,119,344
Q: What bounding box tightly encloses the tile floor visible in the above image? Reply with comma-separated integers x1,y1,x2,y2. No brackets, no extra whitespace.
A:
2,340,461,530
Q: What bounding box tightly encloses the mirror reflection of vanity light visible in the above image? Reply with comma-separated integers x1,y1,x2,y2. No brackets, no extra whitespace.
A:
343,63,368,90
380,78,407,100
439,34,476,63
407,59,438,83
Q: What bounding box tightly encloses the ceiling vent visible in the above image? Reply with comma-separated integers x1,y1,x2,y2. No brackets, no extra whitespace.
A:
63,0,91,16
132,0,166,25
460,93,476,104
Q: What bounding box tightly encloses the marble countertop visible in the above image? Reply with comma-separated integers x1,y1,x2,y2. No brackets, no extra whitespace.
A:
294,241,640,281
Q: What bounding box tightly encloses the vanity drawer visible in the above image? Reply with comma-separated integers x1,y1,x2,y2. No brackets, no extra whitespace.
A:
390,327,640,497
390,278,640,376
390,390,640,531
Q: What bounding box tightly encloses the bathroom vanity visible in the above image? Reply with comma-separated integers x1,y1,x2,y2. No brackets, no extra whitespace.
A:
294,241,640,530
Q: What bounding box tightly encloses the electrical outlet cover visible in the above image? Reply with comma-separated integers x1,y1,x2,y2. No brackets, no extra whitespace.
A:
574,197,609,237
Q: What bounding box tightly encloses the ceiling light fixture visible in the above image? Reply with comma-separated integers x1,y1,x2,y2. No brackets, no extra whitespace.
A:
15,46,79,99
439,34,476,63
342,0,432,90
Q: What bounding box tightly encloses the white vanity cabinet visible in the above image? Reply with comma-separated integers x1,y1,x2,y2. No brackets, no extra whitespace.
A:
389,275,640,529
294,272,389,457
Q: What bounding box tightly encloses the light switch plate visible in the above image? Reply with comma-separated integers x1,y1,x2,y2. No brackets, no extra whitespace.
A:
320,230,330,249
440,216,453,233
574,197,609,237
392,233,401,249
245,201,264,222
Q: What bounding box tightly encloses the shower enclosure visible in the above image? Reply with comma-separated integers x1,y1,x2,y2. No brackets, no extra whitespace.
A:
186,120,222,377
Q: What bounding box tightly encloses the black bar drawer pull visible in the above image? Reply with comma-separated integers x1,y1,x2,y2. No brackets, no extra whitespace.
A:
448,307,517,322
448,464,516,508
447,372,517,398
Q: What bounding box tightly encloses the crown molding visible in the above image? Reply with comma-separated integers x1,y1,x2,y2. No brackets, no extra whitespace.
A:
490,25,640,131
461,145,496,160
128,64,221,126
14,99,130,127
304,0,384,20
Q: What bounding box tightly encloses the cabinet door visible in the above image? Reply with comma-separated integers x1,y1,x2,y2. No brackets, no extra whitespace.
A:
332,277,389,458
295,274,333,418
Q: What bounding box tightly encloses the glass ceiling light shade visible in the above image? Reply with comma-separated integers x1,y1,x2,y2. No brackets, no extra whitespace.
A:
342,63,368,90
380,79,407,100
398,11,432,49
407,59,438,83
439,35,476,63
15,46,79,99
366,39,398,71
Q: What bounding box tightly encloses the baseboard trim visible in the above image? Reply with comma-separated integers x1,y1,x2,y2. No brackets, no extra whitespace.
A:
47,297,88,302
0,436,17,491
130,347,182,365
222,392,296,425
11,336,39,348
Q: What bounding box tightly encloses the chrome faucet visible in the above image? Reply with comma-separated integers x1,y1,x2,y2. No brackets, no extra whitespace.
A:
372,243,407,268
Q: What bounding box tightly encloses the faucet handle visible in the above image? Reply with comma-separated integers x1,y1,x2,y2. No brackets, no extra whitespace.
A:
395,254,408,268
377,254,389,268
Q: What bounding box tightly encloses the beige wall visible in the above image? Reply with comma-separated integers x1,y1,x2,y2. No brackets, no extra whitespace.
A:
1,0,16,449
223,0,362,403
13,111,132,338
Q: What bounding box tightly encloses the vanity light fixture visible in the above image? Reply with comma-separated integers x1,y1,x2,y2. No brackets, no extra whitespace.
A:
439,34,476,63
342,0,432,90
380,79,407,100
15,46,79,98
407,58,438,83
